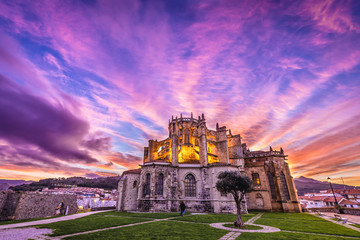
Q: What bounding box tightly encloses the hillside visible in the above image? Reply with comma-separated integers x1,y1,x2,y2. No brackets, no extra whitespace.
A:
294,176,360,196
0,179,34,190
8,176,121,191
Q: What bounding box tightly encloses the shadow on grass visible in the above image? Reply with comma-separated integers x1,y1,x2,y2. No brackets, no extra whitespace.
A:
255,213,360,237
65,221,227,240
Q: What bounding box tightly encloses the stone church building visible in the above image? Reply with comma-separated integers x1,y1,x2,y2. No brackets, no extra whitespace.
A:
117,114,301,213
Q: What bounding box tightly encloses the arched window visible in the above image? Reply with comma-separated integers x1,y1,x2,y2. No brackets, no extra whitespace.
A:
143,173,151,197
184,129,190,144
156,173,164,195
280,172,290,200
133,180,137,188
267,172,277,200
184,174,196,197
252,173,260,186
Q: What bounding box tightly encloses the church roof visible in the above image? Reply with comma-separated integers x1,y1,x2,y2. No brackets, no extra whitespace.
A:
122,169,141,175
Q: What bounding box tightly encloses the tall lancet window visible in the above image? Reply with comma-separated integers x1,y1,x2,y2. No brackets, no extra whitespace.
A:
184,129,190,144
267,172,277,200
184,174,196,197
156,173,164,196
143,173,151,197
280,172,290,200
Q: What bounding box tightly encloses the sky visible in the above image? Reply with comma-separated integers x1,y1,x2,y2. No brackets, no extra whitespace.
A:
0,0,359,185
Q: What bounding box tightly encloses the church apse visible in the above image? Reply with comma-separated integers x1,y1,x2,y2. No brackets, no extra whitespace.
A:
122,113,301,213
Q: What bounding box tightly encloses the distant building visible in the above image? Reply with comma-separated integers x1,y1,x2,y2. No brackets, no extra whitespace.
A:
42,187,117,209
299,195,360,209
117,114,301,213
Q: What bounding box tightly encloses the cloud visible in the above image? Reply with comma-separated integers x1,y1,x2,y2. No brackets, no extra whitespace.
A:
0,74,96,164
106,153,142,170
0,0,359,184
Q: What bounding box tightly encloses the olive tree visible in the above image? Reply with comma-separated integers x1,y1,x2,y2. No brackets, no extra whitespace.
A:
216,171,252,227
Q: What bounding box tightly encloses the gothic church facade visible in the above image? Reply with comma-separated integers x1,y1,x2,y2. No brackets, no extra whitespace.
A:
117,114,301,213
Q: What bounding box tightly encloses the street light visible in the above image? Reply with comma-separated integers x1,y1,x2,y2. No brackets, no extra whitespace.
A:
327,177,343,214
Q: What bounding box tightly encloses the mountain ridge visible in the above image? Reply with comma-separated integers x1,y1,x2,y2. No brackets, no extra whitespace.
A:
294,176,360,196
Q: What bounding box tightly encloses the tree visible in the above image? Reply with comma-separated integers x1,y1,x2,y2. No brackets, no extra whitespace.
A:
216,171,252,227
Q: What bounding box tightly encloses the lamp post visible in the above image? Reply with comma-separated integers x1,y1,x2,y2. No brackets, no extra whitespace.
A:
327,177,343,214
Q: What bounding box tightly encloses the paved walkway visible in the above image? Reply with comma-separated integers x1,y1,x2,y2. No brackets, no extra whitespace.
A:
213,213,281,239
0,210,111,230
318,212,360,225
2,211,360,240
311,212,360,233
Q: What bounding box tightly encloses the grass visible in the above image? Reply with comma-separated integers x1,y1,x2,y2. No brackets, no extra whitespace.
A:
30,211,360,239
255,212,360,237
93,210,189,219
65,221,227,240
351,224,360,229
237,232,355,240
38,214,151,236
173,213,255,223
0,214,63,225
223,223,262,230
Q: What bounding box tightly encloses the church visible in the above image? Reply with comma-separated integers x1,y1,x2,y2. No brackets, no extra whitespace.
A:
117,113,301,213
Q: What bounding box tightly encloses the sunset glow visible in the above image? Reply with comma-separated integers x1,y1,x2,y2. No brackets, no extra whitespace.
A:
0,0,359,185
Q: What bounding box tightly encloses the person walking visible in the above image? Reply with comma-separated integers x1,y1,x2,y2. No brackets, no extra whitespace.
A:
180,201,186,216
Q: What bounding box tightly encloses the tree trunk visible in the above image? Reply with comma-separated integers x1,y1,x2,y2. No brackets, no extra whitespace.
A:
234,197,245,227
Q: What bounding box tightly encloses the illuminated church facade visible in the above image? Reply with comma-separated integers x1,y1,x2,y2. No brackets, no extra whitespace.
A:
117,114,301,213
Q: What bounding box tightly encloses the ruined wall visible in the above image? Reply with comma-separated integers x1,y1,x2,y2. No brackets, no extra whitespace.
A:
0,192,22,221
14,193,77,220
1,192,77,221
0,191,8,216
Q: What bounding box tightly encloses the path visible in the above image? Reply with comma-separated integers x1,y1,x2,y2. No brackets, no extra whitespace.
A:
310,212,360,233
214,213,280,240
2,211,360,240
317,212,360,225
50,217,176,240
0,210,111,230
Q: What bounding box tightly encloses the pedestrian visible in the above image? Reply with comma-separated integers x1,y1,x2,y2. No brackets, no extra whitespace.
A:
180,201,186,216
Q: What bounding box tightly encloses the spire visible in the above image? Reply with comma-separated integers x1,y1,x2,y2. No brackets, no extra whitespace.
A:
229,129,232,135
202,113,205,119
191,112,193,118
270,146,273,152
172,115,174,121
180,113,182,118
216,122,219,130
280,147,284,154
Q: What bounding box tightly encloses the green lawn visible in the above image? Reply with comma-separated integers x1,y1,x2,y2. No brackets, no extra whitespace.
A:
0,214,63,225
32,211,360,239
255,212,360,237
38,214,151,236
223,223,262,230
65,221,227,240
173,213,255,223
351,224,360,229
237,232,354,240
93,211,188,219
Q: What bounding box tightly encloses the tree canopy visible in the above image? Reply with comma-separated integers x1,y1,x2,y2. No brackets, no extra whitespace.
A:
216,171,252,195
216,171,252,227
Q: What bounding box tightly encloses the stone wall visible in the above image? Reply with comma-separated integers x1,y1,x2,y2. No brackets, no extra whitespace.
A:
0,191,77,221
0,191,8,216
118,173,140,211
0,192,22,221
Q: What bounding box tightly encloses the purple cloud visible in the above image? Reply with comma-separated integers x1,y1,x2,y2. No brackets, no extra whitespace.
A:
0,74,96,164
